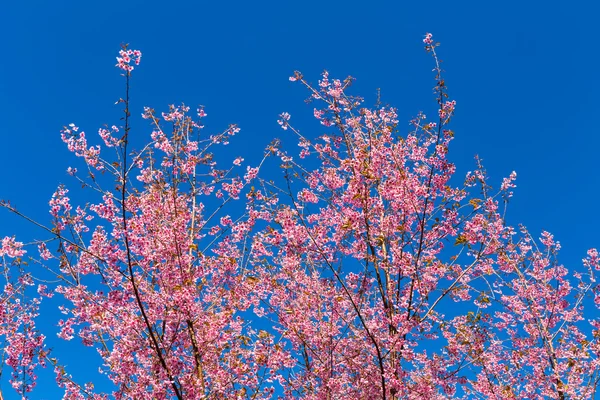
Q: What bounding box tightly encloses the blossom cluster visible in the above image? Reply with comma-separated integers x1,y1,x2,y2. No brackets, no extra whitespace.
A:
115,48,142,72
1,37,598,400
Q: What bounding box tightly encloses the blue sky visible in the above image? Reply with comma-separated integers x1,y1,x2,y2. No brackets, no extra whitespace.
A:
1,0,599,398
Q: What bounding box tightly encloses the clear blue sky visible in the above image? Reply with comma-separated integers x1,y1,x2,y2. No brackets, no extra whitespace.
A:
1,1,599,398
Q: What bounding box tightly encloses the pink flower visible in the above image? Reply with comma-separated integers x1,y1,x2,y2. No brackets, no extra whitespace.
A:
0,236,26,258
38,242,53,260
500,170,517,195
277,112,291,130
37,284,54,298
244,166,259,183
423,32,433,45
115,47,142,72
233,157,244,166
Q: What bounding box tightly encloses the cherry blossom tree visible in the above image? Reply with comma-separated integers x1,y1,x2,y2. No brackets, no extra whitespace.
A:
1,36,599,399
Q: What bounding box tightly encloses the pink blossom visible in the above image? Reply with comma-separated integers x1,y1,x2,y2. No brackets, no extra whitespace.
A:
0,236,26,258
277,112,291,130
233,157,244,166
244,166,259,183
0,39,597,400
423,32,433,45
115,47,142,72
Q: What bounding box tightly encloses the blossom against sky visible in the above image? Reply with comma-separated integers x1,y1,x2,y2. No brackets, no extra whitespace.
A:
0,1,599,398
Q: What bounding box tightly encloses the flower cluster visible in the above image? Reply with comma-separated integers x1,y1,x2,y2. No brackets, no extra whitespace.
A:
115,48,142,72
1,38,598,400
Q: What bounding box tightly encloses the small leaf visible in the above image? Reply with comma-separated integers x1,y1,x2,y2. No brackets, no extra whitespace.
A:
469,199,482,208
455,235,468,246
